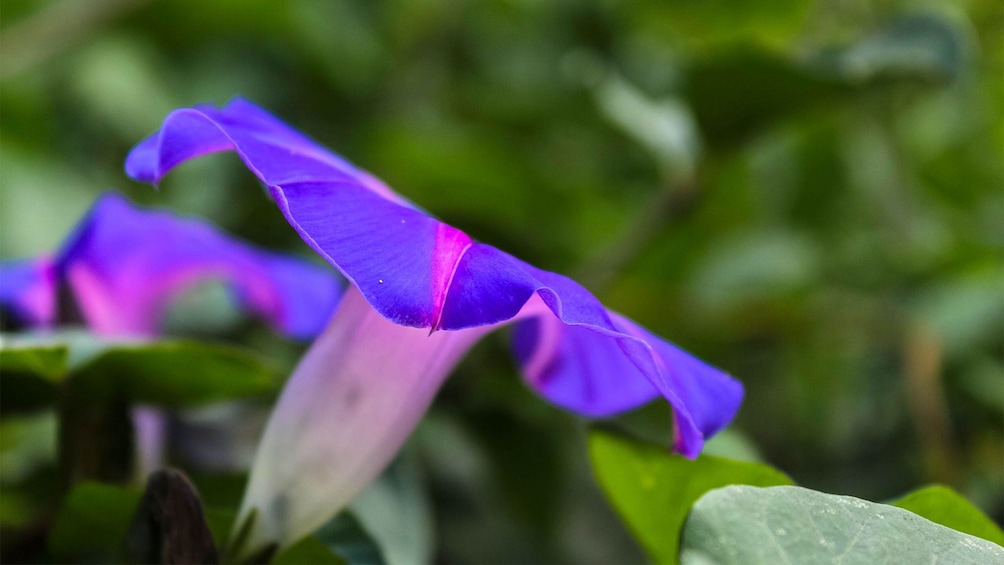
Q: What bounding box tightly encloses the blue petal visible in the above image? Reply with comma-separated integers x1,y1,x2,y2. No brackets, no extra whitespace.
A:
512,315,661,418
0,257,56,327
52,193,342,337
126,99,744,456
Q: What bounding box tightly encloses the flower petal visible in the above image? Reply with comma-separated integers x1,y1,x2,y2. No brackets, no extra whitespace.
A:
610,312,745,445
0,257,56,328
446,247,739,456
513,306,662,418
236,286,487,557
126,99,407,202
57,193,341,337
126,99,744,456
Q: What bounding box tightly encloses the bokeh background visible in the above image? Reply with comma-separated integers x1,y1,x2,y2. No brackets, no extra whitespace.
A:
1,0,1001,562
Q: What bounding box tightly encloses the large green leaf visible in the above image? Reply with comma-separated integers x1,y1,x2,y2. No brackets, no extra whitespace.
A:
891,484,1004,546
589,429,792,564
47,482,142,562
680,485,1004,564
70,340,277,407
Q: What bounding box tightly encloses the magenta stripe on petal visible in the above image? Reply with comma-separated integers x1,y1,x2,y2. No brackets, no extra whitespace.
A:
430,223,472,330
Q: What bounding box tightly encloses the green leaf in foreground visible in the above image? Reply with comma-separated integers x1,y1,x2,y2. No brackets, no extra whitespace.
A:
72,340,277,406
589,429,792,563
1,334,278,411
0,339,68,414
680,485,1004,565
890,484,1004,546
47,482,142,561
0,340,68,381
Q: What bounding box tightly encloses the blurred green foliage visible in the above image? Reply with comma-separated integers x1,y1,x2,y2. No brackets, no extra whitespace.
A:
1,0,1001,562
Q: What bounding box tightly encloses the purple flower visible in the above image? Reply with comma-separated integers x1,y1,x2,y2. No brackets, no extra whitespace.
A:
127,98,744,555
1,193,342,479
0,257,55,329
0,193,340,339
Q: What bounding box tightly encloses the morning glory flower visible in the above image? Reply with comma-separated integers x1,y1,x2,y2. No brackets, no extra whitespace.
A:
127,98,744,556
1,193,342,477
0,192,340,339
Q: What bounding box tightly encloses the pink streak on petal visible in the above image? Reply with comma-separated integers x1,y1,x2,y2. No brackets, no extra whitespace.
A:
430,223,472,331
236,286,489,556
20,258,57,327
66,263,135,335
69,257,283,337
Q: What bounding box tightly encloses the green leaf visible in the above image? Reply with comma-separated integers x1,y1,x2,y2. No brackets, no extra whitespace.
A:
680,485,1004,565
203,506,238,552
0,338,68,414
47,482,142,561
315,511,387,565
2,330,113,370
71,340,277,407
273,537,348,565
0,334,277,412
890,484,1004,546
589,429,792,564
273,511,384,565
0,339,68,381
